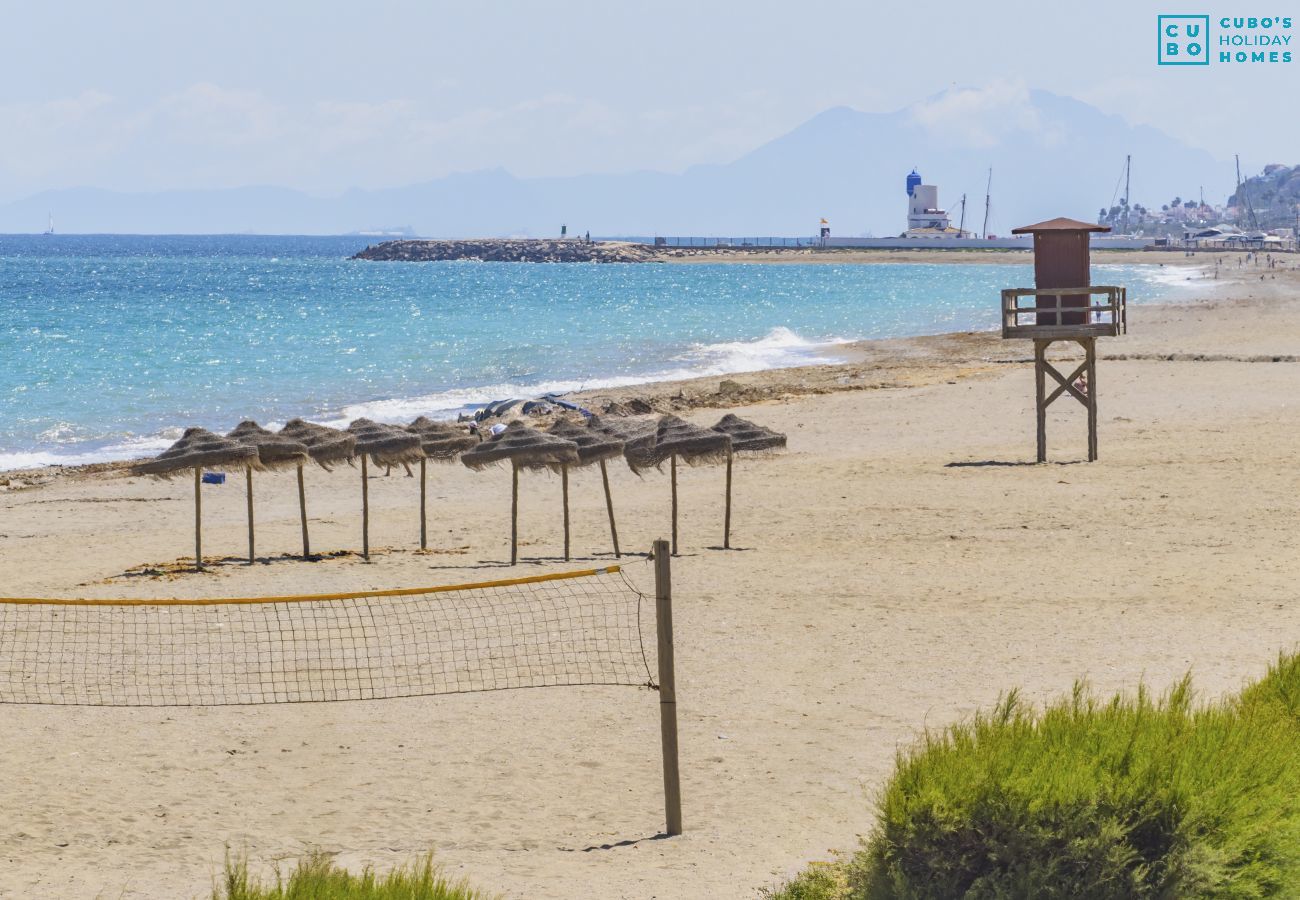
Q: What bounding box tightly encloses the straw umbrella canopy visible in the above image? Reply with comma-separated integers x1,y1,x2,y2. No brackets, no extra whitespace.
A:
587,414,657,468
461,422,580,565
346,419,423,560
225,421,309,564
278,418,357,559
132,427,258,571
547,419,626,560
711,414,787,549
625,415,732,556
406,417,478,550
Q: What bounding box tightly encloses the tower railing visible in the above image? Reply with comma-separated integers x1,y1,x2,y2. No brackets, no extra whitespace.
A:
1000,286,1127,340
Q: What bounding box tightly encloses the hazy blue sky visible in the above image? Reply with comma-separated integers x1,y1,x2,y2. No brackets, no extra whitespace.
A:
1,1,1295,202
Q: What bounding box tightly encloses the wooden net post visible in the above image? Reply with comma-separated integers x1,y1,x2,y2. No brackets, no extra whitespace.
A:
561,463,571,562
653,538,682,836
297,464,310,558
245,466,255,565
361,454,370,561
194,466,203,571
600,459,620,558
419,457,428,550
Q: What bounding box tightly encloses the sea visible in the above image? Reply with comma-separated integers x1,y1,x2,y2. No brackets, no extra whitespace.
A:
0,234,1194,471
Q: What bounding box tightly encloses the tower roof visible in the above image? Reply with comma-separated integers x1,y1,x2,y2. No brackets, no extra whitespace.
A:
1011,217,1110,234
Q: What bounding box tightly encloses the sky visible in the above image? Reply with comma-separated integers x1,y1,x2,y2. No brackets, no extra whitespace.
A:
0,0,1296,204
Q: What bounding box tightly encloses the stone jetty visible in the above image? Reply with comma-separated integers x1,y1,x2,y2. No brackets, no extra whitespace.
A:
352,238,661,263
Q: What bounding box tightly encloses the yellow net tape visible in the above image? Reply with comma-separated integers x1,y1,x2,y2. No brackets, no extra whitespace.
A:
0,565,621,606
0,566,655,706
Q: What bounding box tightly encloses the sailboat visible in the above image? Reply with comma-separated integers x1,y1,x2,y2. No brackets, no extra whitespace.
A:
43,213,54,236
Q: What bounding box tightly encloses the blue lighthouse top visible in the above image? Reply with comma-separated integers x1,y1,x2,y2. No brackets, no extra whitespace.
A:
906,169,922,197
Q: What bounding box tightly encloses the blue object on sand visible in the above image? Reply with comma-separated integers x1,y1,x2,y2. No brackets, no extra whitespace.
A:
201,472,226,485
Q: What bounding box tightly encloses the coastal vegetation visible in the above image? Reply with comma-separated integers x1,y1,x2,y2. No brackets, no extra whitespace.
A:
214,851,492,900
764,652,1300,899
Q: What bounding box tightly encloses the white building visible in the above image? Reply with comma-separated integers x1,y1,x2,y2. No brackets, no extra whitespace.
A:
903,169,967,237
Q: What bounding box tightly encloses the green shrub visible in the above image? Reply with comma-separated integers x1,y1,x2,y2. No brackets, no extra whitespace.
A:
761,859,850,900
214,850,492,900
768,652,1300,899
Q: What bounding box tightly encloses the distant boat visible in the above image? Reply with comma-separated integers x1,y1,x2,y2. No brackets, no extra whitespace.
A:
43,214,54,236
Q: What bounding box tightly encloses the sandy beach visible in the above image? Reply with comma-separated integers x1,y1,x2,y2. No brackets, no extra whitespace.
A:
2,255,1298,898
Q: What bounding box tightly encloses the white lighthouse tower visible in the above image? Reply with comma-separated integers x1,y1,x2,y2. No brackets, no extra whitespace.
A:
903,169,964,237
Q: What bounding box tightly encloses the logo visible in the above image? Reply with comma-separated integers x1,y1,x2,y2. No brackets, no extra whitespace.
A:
1159,15,1210,64
1158,15,1293,65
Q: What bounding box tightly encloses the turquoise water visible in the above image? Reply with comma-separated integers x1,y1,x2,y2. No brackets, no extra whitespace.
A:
0,235,1184,469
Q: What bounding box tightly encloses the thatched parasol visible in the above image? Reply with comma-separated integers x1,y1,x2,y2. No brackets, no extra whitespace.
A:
347,419,423,560
132,427,258,571
548,419,626,560
406,417,478,550
280,418,357,470
588,414,657,469
226,421,310,564
626,415,732,556
278,419,357,559
461,422,580,565
712,414,787,549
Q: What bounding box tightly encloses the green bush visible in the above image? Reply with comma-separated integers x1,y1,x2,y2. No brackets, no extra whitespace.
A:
760,860,849,900
768,653,1300,899
214,850,492,900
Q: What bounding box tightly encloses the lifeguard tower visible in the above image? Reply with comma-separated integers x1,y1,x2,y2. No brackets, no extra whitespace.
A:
1001,217,1127,462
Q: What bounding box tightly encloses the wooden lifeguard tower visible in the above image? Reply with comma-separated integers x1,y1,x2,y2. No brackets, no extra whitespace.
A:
1002,217,1127,462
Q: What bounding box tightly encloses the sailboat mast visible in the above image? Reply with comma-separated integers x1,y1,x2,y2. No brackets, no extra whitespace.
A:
958,193,967,236
1122,155,1131,234
981,168,992,239
1235,154,1259,230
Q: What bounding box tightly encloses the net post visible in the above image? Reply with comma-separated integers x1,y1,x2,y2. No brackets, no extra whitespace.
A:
653,538,682,836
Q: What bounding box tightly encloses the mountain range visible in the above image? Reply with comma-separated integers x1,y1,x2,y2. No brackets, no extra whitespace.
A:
0,88,1234,237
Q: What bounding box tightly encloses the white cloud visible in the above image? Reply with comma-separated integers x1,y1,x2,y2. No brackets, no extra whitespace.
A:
0,82,822,197
0,91,125,182
908,79,1058,148
154,83,285,147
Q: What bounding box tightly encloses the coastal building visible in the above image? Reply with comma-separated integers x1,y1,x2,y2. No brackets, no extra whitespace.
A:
903,169,968,238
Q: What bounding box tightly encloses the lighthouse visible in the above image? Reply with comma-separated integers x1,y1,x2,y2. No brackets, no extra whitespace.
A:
904,169,964,237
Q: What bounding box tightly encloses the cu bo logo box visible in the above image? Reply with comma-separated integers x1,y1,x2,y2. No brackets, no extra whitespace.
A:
1159,15,1210,64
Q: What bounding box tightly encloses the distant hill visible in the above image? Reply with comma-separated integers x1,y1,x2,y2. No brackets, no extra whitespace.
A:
1227,163,1300,229
0,88,1232,237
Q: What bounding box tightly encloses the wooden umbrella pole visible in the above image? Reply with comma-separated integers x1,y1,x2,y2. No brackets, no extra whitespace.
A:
419,457,427,550
297,464,310,559
245,466,255,565
600,458,620,558
361,454,370,561
723,446,733,550
670,454,679,556
562,463,571,562
194,466,203,571
510,463,519,566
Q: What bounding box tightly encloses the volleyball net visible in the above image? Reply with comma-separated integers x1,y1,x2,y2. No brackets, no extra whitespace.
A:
0,566,655,707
